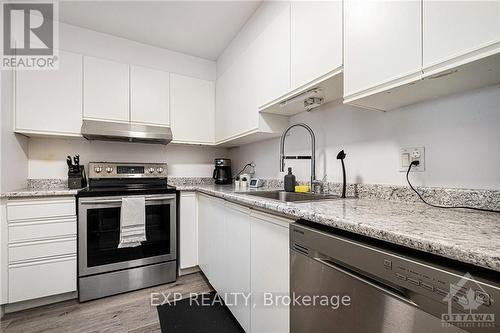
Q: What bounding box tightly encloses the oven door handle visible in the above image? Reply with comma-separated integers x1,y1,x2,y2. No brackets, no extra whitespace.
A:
313,257,420,308
80,196,175,205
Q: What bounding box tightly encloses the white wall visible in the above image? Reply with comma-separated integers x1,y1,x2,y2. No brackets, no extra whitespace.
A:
28,138,227,179
230,85,500,190
59,21,216,81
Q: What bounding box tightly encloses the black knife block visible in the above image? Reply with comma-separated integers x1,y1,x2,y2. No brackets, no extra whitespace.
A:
68,166,87,189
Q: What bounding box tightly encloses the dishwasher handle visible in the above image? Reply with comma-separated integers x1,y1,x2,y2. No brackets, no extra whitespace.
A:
313,257,420,308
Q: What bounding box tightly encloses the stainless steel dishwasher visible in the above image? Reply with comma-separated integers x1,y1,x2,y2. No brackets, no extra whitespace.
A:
290,222,500,333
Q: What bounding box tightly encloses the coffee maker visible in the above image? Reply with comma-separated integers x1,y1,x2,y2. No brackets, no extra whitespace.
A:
213,158,232,185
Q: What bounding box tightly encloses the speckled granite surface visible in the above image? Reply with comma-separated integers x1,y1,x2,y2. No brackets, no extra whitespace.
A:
177,184,500,273
238,179,500,211
1,179,78,198
1,187,79,198
168,177,215,186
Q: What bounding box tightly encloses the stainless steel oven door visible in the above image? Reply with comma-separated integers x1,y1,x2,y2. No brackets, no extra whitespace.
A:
78,194,176,277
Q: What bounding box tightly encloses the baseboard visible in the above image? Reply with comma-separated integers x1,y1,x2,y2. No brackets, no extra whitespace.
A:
4,291,77,314
179,266,200,276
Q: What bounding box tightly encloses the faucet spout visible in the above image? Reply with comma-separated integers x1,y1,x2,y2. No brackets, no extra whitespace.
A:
279,123,316,192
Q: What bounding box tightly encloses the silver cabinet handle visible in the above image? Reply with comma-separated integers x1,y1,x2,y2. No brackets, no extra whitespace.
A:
313,257,420,308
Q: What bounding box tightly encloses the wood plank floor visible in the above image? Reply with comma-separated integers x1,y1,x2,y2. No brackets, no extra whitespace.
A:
1,272,212,333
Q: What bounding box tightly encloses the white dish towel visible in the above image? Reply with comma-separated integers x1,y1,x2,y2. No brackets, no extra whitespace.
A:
118,196,146,248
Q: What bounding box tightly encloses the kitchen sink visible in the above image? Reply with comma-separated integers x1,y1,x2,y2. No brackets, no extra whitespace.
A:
237,190,338,203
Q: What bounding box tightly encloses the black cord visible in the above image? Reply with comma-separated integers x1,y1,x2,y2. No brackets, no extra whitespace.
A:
234,163,253,179
406,161,500,213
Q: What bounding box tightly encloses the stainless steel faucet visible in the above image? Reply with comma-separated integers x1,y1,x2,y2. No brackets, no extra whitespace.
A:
279,123,322,193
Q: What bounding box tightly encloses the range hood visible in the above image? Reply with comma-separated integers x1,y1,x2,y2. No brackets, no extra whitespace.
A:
81,120,172,145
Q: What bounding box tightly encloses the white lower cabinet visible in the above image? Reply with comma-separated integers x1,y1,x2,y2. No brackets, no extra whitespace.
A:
197,194,225,284
9,257,76,303
179,192,198,269
224,202,251,332
197,194,212,278
5,197,77,304
197,194,291,333
250,211,290,333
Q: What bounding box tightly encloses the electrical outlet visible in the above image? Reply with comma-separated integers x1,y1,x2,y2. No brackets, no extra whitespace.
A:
400,147,425,172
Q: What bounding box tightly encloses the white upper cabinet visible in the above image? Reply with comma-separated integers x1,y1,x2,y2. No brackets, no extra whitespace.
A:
83,56,129,122
343,0,422,100
15,50,83,136
215,1,289,145
171,74,215,144
290,0,343,90
130,65,170,126
423,0,500,72
253,2,290,107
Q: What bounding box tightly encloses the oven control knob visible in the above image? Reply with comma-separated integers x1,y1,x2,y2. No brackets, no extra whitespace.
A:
105,167,113,173
157,167,164,174
148,167,155,174
94,166,102,173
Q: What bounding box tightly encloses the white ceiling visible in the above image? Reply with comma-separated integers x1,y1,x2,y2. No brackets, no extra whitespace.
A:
59,1,261,60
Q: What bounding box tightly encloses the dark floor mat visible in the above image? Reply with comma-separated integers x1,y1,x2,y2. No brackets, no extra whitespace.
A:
156,292,245,333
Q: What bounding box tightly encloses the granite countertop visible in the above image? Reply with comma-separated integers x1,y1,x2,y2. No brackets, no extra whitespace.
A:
3,179,498,272
0,187,79,198
177,184,500,273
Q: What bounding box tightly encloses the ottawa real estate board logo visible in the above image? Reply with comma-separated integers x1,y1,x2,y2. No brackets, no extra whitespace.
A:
1,1,58,70
442,273,496,329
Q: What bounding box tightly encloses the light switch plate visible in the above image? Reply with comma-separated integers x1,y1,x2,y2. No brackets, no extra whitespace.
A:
400,147,425,172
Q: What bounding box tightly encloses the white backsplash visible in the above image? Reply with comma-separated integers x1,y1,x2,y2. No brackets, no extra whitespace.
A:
230,85,500,190
28,137,228,179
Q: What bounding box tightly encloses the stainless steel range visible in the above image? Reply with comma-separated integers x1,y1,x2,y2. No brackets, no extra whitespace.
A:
77,162,177,302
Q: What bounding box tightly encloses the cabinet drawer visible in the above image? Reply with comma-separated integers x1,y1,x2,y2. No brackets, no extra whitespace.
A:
9,238,76,263
9,218,76,243
7,198,76,221
9,257,76,303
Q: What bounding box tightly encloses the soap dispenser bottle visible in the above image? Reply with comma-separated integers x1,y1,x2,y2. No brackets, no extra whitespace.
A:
284,167,296,192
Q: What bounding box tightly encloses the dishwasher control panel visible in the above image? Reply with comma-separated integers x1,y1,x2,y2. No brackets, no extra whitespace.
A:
382,257,494,309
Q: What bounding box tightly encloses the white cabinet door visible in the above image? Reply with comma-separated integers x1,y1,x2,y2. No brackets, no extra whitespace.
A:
9,257,76,303
15,50,83,136
253,2,290,107
423,0,500,70
250,211,290,333
179,192,197,269
197,194,212,278
210,197,226,292
215,2,290,142
215,60,258,141
130,65,170,126
171,74,215,144
197,194,225,290
83,56,129,122
224,202,251,332
291,0,343,90
344,0,422,98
